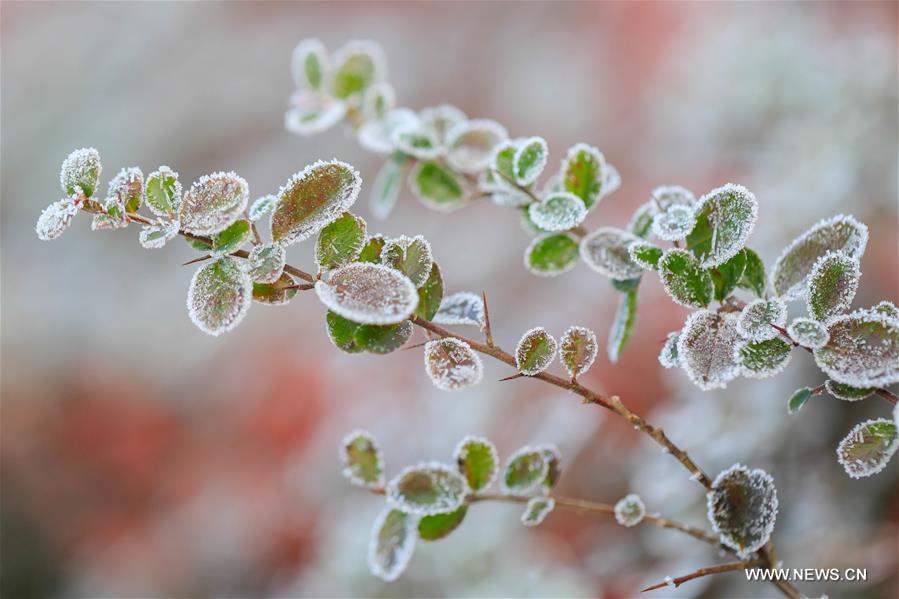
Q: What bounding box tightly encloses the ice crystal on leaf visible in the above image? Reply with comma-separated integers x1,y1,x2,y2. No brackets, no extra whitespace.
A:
685,183,758,268
414,262,444,321
418,507,467,541
515,327,558,375
521,497,555,527
106,166,143,213
658,249,714,309
537,444,562,490
187,256,252,336
614,494,646,527
445,119,508,174
502,447,548,495
369,154,406,221
252,273,298,306
179,171,249,236
871,300,899,321
35,199,79,241
138,219,179,249
738,248,767,298
454,436,499,492
340,429,385,488
315,263,418,325
836,419,898,479
331,40,385,101
559,326,598,379
806,252,860,322
525,233,580,277
432,292,485,328
284,92,347,137
824,380,874,402
248,243,286,283
813,311,899,388
736,298,787,342
628,201,655,239
706,464,778,558
423,338,484,391
386,462,469,516
608,290,637,364
391,125,442,160
658,332,680,369
677,311,742,390
561,143,605,210
579,227,644,281
787,317,829,349
651,185,695,211
210,219,251,257
60,147,101,197
528,192,586,232
291,38,329,91
409,160,467,212
368,507,416,582
145,167,182,218
316,212,367,271
381,235,433,287
653,204,696,241
513,136,548,186
735,338,792,379
629,242,663,271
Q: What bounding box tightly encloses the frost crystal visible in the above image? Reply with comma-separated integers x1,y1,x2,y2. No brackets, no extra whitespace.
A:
813,311,899,388
806,251,860,322
106,166,143,211
139,219,179,249
423,338,484,391
735,338,792,379
521,497,555,527
35,199,79,240
658,249,714,309
652,204,696,241
872,300,899,321
501,446,549,495
515,327,558,376
528,192,586,232
513,136,548,186
432,292,485,327
368,507,417,582
60,147,101,197
629,242,663,270
579,227,644,280
144,166,182,217
445,119,508,174
340,429,385,488
658,331,680,369
677,311,742,390
179,171,249,236
186,256,252,336
836,419,898,479
453,436,499,492
247,243,286,283
249,195,278,222
559,326,598,378
787,317,829,349
381,235,433,288
736,298,788,341
706,464,778,558
386,462,469,516
614,494,646,527
824,380,874,402
315,263,418,325
685,183,758,268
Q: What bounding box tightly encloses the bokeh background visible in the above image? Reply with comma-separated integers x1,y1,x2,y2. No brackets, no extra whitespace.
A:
2,2,898,597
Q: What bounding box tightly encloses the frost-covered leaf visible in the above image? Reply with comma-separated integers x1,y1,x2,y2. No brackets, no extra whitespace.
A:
502,447,548,495
90,209,128,232
771,214,868,300
60,147,101,197
813,311,899,387
391,125,442,160
433,292,485,327
516,327,558,375
651,185,695,210
272,160,362,246
525,232,580,277
179,171,249,236
368,508,416,582
370,154,407,221
629,242,663,271
387,463,468,516
358,235,386,263
415,262,444,320
580,227,644,281
528,192,586,232
454,436,499,492
836,419,898,479
653,204,696,241
35,199,79,241
326,311,363,353
419,104,467,145
736,298,787,342
445,119,508,174
145,167,183,218
601,164,621,200
252,273,298,306
658,332,680,368
824,380,874,402
521,497,555,527
806,252,860,322
418,507,467,541
139,219,179,249
658,249,714,309
738,248,767,298
187,256,252,336
247,243,286,283
284,92,348,136
559,326,598,379
357,108,419,155
381,235,433,288
409,161,467,211
249,194,278,222
706,464,778,558
211,219,251,256
872,300,899,321
291,38,329,90
107,166,143,213
614,494,645,527
736,338,792,379
331,40,384,100
709,249,747,301
513,136,548,185
488,139,519,184
685,184,758,268
363,82,395,121
628,202,655,239
423,338,484,391
787,387,812,415
787,317,829,349
315,262,418,325
340,429,384,488
538,444,562,490
678,311,742,390
354,320,414,354
561,143,605,210
316,211,367,271
608,290,637,364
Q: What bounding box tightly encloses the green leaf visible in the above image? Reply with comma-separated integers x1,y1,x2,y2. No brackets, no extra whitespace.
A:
368,508,416,582
354,321,413,354
614,494,646,527
678,311,742,390
538,444,562,490
454,436,499,492
363,82,395,120
806,252,860,321
685,184,758,268
513,136,548,185
527,192,586,232
872,300,899,320
381,235,433,287
418,506,468,541
186,236,213,251
580,227,644,281
340,430,384,488
179,172,249,236
736,338,792,378
211,219,251,256
836,419,898,479
249,194,278,222
247,243,286,283
786,317,830,349
524,232,579,276
144,167,182,218
559,326,598,379
423,338,484,391
608,289,637,363
252,273,298,306
825,380,874,401
409,161,466,211
813,312,899,387
515,327,558,375
291,39,328,90
629,242,663,270
107,167,144,213
445,119,508,174
490,140,517,182
561,143,604,209
358,235,386,263
271,160,362,246
315,211,367,270
658,249,714,308
628,201,655,239
611,277,641,293
709,249,747,301
415,262,444,320
369,153,407,220
60,147,101,197
521,497,555,527
187,256,252,336
387,463,468,516
706,465,778,558
738,248,766,297
736,298,787,341
326,311,363,353
331,40,382,99
787,387,812,415
502,447,548,494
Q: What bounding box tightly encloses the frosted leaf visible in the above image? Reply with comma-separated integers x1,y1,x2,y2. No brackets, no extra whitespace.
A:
525,233,580,277
541,172,563,195
454,436,499,492
787,317,829,349
813,311,899,387
90,210,128,232
601,163,621,199
363,82,395,121
423,338,484,391
739,248,767,298
502,446,549,495
408,161,467,212
513,136,548,186
614,494,646,527
579,227,644,281
179,171,249,236
806,252,860,322
248,243,286,283
107,166,143,212
559,326,598,378
608,289,637,364
872,300,899,321
316,212,367,271
35,199,79,240
331,40,385,100
658,249,714,309
386,462,468,516
418,507,467,541
651,185,695,211
326,311,411,354
685,183,758,268
515,327,558,375
445,119,508,174
414,262,444,321
490,187,531,208
358,108,419,155
315,263,418,325
419,104,467,146
433,292,485,327
253,273,298,306
490,140,518,183
561,143,605,210
537,444,562,490
271,160,362,246
521,497,555,527
710,248,748,301
187,256,252,336
210,219,251,257
368,507,417,582
735,338,792,379
391,125,442,160
369,154,406,221
771,214,868,300
285,91,347,136
736,298,788,341
628,201,656,239
836,419,898,479
249,195,278,222
629,242,663,270
528,192,586,232
144,167,182,218
707,464,778,558
340,429,385,488
291,38,329,90
381,235,433,288
787,387,813,415
358,235,386,263
60,147,101,197
824,380,874,402
138,219,179,249
677,311,742,390
658,332,680,368
652,204,696,241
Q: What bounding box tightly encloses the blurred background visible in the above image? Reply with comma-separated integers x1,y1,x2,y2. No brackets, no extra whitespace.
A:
2,2,897,597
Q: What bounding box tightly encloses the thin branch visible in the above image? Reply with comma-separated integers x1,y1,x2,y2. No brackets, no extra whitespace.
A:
481,290,495,347
641,560,759,593
495,170,541,204
182,254,212,266
875,387,898,405
498,373,525,382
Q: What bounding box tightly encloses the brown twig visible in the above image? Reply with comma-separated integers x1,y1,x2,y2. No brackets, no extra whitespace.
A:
481,290,495,347
641,560,760,593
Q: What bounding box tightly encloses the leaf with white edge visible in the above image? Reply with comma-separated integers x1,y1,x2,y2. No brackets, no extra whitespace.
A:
608,289,637,364
685,184,758,268
316,211,367,271
249,194,278,222
446,119,508,174
629,242,663,270
735,338,792,379
787,317,829,349
357,108,419,155
561,143,605,210
291,38,329,90
409,161,467,211
331,40,384,100
272,160,362,246
771,214,868,300
580,227,644,281
415,262,444,321
253,273,298,306
521,497,555,527
315,263,418,325
370,154,407,221
736,298,787,342
614,494,646,527
653,204,696,241
678,311,742,390
187,256,252,336
139,219,179,249
340,430,384,488
559,326,598,379
454,436,499,492
418,507,467,541
813,311,899,387
90,209,128,232
658,332,680,369
836,419,898,479
872,300,899,321
363,82,395,121
502,447,548,495
433,292,485,327
528,192,586,232
284,91,347,136
381,235,433,288
179,172,249,236
368,508,416,582
387,463,469,516
60,147,101,197
658,249,714,309
211,219,251,257
516,327,558,375
806,252,861,322
651,185,695,210
35,199,79,241
107,166,143,213
513,136,548,186
488,140,518,184
710,249,747,301
628,201,655,239
419,104,467,146
537,444,562,490
706,464,778,558
787,387,812,415
423,338,484,391
358,235,386,263
601,163,621,199
247,243,286,284
738,248,767,298
824,380,874,402
525,232,580,277
390,125,442,160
